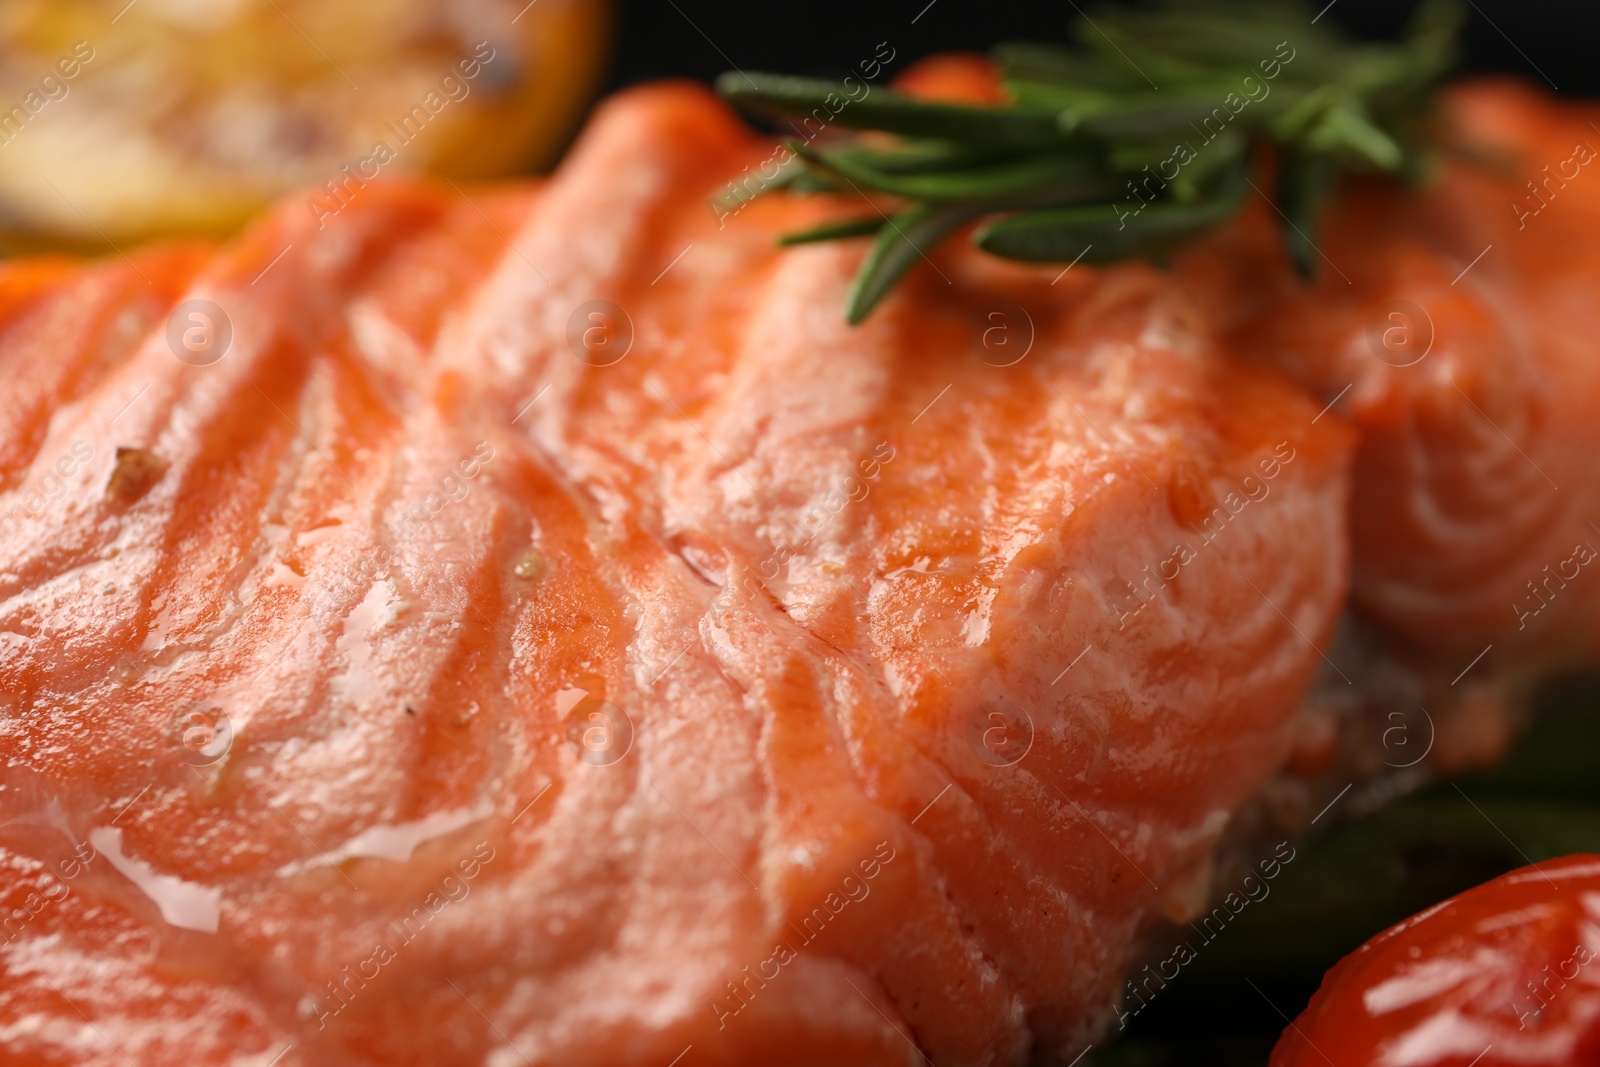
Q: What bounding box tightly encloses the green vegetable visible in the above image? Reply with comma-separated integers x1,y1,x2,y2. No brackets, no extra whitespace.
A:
1092,684,1600,1063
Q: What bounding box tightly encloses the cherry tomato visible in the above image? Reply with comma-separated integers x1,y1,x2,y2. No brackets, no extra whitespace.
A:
1273,854,1600,1066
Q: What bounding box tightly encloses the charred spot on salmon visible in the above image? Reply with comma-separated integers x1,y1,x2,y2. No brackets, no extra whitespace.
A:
106,447,168,502
716,0,1465,322
1166,460,1215,528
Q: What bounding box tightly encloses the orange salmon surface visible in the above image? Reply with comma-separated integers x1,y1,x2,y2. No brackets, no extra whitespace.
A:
0,81,1360,1066
1181,80,1600,679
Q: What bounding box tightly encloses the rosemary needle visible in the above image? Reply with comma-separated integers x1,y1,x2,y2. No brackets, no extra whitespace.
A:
716,0,1463,324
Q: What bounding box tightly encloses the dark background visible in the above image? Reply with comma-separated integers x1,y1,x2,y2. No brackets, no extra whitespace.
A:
606,0,1595,97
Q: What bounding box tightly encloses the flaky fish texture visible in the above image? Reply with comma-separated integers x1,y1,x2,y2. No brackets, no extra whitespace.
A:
1185,80,1600,670
0,80,1355,1066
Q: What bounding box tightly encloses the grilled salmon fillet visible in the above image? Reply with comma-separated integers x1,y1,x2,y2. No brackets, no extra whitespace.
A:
0,81,1357,1065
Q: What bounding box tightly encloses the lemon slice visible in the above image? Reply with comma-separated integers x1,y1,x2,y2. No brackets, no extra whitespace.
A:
0,0,611,250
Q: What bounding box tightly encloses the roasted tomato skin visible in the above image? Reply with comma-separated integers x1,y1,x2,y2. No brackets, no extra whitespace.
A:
1273,854,1600,1066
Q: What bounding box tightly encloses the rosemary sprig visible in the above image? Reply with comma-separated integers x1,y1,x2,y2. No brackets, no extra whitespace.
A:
716,0,1463,324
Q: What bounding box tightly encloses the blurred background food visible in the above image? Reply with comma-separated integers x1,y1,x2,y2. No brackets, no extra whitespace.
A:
0,0,610,250
0,0,1587,254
